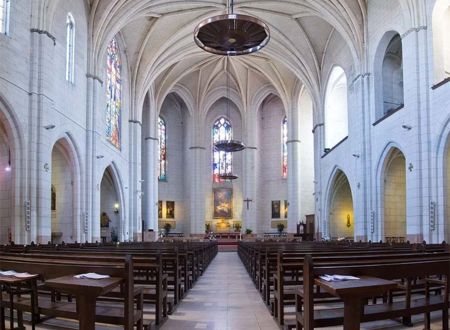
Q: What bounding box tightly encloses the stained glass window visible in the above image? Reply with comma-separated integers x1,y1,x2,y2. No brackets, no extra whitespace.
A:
66,14,75,83
158,116,167,181
212,117,232,183
282,116,288,178
105,37,122,149
0,0,10,35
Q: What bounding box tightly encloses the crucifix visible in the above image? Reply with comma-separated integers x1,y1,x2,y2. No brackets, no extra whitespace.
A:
244,198,253,210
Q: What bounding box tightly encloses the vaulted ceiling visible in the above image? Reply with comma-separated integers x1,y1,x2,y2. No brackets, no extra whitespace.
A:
84,0,367,113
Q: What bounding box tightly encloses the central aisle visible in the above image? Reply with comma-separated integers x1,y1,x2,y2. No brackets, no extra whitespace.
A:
160,252,279,330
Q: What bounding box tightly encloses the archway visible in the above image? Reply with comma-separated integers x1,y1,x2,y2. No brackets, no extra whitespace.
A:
328,170,354,239
324,66,348,149
50,140,77,243
100,166,121,242
0,119,12,244
383,148,406,242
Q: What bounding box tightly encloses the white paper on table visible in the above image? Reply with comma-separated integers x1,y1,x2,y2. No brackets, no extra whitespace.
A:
13,272,36,278
319,274,360,282
0,270,18,276
0,270,36,278
74,273,110,280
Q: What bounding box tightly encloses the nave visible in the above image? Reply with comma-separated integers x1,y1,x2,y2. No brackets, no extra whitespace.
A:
162,252,448,330
160,252,278,330
0,246,442,330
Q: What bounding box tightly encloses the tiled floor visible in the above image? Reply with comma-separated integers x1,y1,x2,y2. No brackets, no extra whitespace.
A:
160,252,447,330
160,252,278,330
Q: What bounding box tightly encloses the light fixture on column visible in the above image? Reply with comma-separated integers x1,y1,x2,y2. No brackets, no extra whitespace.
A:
401,124,412,130
114,203,120,214
346,214,351,228
5,149,11,172
194,0,270,56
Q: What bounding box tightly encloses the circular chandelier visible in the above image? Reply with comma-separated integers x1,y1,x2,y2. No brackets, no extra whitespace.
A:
194,1,270,56
219,173,239,180
194,0,270,177
214,140,246,153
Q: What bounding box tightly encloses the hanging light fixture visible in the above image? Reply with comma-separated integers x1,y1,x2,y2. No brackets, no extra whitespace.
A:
195,0,270,178
194,0,270,56
213,56,246,155
219,173,239,180
217,57,240,181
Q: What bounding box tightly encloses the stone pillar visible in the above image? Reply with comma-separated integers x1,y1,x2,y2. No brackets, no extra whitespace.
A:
313,123,325,239
402,27,428,243
287,103,301,233
85,74,102,243
143,135,158,232
187,112,206,235
242,108,257,232
129,119,142,241
27,28,57,244
188,146,206,235
242,147,257,232
142,95,158,234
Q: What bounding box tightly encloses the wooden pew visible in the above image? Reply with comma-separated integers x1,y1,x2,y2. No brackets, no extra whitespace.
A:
0,255,149,330
297,255,450,330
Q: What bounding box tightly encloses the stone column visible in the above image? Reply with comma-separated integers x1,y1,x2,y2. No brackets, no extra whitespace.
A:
85,73,103,243
128,119,142,241
142,95,158,233
27,28,56,244
313,122,325,239
187,112,206,235
242,108,257,232
287,103,301,233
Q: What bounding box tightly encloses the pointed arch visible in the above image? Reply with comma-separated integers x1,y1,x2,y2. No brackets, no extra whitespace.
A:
0,93,24,243
0,0,10,35
324,66,348,149
65,13,76,83
212,116,233,183
326,169,354,240
158,115,167,181
105,37,122,149
50,136,81,243
374,31,404,119
100,163,126,242
378,146,407,242
281,116,288,178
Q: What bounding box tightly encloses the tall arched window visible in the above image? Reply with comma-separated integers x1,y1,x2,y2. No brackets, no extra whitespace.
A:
105,38,122,149
382,34,404,115
0,0,11,35
65,14,75,83
281,116,288,178
158,116,167,181
324,66,348,149
212,117,232,183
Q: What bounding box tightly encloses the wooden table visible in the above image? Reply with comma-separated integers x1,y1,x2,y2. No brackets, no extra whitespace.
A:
45,275,123,330
0,274,39,330
315,276,398,330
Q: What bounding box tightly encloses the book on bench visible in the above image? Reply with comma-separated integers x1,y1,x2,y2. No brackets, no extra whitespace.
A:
74,273,111,280
0,270,37,278
319,274,360,282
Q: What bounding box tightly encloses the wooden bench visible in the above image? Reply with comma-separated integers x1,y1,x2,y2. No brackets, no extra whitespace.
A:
296,255,450,330
0,255,150,330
